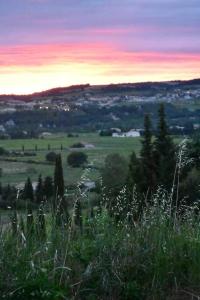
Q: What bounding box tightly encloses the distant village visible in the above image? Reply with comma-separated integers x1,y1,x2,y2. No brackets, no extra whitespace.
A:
0,85,200,114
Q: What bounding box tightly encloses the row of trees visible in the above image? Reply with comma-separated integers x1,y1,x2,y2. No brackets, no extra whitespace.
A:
22,175,54,204
0,175,54,209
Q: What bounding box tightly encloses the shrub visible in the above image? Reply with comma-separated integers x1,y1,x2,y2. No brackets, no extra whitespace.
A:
46,151,57,162
67,151,88,167
70,142,85,148
0,147,9,156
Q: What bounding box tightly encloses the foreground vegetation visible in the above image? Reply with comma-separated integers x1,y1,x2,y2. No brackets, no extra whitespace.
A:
1,195,200,299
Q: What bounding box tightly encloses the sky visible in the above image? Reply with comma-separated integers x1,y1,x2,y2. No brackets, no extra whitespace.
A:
0,0,200,94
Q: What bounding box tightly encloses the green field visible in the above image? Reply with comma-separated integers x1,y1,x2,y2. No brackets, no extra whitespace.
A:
0,133,142,186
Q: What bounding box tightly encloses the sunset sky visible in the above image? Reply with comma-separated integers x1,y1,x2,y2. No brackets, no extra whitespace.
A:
0,0,200,94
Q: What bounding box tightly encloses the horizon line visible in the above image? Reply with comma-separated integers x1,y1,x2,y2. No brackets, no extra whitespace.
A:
1,77,200,97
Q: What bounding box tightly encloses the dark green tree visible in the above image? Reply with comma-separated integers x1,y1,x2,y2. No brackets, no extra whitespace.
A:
54,154,64,199
102,153,129,198
2,184,17,207
43,176,54,199
35,174,43,204
127,151,141,192
140,114,157,194
67,151,88,168
53,154,66,221
23,177,34,202
46,151,57,162
153,104,176,189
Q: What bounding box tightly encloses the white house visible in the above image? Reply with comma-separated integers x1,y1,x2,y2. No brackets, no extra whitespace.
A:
112,129,140,138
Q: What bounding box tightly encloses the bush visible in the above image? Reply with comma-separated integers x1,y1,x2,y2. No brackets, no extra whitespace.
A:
101,153,129,197
0,147,9,156
70,142,85,148
67,151,88,167
46,151,57,162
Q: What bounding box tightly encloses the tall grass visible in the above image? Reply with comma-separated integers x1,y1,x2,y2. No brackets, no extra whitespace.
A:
1,195,200,299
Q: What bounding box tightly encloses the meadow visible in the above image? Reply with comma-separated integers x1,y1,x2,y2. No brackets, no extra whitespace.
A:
0,133,142,186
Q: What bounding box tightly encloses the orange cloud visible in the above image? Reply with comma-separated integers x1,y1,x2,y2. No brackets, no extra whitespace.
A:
0,43,200,94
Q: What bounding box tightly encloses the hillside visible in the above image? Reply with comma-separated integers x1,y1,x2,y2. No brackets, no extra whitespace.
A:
0,79,199,135
0,78,200,104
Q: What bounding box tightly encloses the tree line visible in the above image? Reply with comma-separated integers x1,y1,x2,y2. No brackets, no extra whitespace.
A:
102,104,200,220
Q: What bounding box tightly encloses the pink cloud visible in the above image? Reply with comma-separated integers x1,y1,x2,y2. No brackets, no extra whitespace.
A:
0,43,200,67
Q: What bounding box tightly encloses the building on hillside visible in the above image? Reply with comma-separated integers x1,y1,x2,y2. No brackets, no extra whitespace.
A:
5,119,15,127
0,125,6,132
112,129,140,138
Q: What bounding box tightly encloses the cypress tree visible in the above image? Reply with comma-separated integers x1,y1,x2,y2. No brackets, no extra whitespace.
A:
54,154,64,199
127,151,141,193
153,104,176,189
43,176,54,199
140,114,156,194
35,174,43,204
23,177,34,202
54,154,65,216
